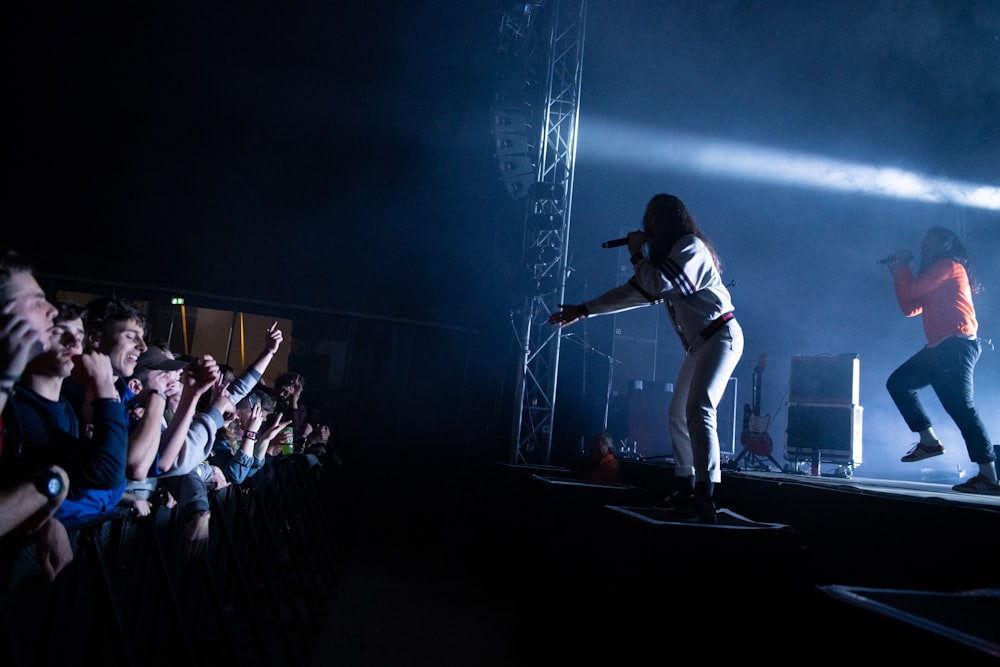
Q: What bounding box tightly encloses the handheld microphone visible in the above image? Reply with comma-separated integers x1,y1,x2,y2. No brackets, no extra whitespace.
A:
601,237,629,249
877,255,896,265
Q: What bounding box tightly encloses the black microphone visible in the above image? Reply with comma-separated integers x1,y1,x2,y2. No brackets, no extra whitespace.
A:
601,237,629,249
877,255,896,265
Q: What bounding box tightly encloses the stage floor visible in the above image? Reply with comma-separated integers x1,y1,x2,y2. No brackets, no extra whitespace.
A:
608,453,1000,512
725,467,1000,511
491,458,1000,662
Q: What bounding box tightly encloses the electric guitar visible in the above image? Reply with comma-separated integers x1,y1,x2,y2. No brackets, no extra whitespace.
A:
740,352,773,456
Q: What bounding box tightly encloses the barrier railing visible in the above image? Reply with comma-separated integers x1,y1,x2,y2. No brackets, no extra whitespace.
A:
0,454,339,666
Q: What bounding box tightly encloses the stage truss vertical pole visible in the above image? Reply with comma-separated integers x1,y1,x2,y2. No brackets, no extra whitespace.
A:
502,0,587,465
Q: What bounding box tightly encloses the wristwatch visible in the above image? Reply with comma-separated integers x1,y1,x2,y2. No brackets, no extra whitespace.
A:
34,468,65,512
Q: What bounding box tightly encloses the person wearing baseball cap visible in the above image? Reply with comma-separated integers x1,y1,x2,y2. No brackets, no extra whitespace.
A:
133,345,188,374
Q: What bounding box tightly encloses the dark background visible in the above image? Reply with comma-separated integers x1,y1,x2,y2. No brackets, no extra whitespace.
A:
6,1,999,480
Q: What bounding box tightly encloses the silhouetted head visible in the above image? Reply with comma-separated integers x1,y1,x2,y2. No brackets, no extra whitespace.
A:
918,226,983,294
588,430,615,461
643,194,720,270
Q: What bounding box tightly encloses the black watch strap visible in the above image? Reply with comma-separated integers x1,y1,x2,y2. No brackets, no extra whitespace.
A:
34,469,65,512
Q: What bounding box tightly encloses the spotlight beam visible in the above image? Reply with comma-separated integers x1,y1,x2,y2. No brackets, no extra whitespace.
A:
581,118,1000,211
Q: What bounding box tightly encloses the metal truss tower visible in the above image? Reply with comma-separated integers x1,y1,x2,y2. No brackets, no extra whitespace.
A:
492,0,587,465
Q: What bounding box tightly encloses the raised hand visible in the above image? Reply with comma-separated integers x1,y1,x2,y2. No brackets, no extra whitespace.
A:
261,413,293,442
71,351,118,400
265,321,283,354
246,401,264,433
211,382,237,422
182,355,221,398
0,301,44,380
258,413,294,459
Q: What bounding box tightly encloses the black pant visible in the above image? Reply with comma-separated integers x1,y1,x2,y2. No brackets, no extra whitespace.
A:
887,336,994,465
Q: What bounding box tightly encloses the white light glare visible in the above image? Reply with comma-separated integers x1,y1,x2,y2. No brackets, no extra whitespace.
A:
581,118,1000,211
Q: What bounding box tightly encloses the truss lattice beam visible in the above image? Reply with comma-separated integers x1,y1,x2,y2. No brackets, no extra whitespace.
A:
506,0,587,465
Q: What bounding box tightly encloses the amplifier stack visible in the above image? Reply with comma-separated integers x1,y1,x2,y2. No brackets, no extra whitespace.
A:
784,353,863,474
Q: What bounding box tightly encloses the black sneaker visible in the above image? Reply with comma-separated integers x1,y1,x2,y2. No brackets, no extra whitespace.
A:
666,495,717,524
651,490,694,511
901,442,945,462
952,473,1000,496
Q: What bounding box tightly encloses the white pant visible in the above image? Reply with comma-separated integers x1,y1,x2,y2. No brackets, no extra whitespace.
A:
669,320,744,483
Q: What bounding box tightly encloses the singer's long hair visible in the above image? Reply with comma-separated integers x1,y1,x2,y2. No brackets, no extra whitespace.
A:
920,226,982,294
643,194,722,272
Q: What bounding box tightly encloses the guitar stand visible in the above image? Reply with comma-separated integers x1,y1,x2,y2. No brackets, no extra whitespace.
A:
725,448,782,472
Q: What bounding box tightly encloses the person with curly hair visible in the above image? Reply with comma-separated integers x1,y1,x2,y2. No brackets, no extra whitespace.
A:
549,193,743,522
885,226,997,495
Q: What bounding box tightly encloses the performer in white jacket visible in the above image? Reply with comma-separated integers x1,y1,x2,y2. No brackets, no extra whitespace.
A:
549,193,743,523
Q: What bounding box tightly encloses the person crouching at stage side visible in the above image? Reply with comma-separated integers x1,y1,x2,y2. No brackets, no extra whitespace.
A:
585,430,623,484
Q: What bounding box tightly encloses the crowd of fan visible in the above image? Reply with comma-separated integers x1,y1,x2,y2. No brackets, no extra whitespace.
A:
0,249,336,577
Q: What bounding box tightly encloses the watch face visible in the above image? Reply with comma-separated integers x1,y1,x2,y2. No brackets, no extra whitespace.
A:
46,475,63,496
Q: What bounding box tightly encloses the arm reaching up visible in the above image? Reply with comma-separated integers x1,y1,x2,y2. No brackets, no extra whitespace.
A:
249,321,283,376
227,321,284,405
157,356,220,474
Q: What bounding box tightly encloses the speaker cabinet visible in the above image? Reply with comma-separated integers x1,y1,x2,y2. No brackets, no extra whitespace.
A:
625,377,737,460
627,380,672,460
785,403,863,466
789,354,860,405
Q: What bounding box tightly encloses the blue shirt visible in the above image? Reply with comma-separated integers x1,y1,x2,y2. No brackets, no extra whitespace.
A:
2,377,130,529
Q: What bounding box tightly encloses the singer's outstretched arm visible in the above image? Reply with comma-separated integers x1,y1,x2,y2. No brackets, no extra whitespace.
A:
548,303,587,327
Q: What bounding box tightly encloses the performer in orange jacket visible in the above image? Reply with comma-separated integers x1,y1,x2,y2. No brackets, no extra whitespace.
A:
885,226,997,495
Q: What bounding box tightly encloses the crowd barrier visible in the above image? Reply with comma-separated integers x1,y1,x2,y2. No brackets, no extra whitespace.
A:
0,454,340,666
